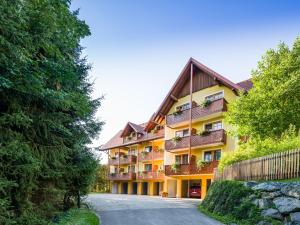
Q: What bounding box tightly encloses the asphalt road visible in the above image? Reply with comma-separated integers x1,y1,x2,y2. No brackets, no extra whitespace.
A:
87,194,223,225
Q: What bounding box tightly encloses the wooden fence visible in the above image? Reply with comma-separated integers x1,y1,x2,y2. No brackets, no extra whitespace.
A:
214,149,300,181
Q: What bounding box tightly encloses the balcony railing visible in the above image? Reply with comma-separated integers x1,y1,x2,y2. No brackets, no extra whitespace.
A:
138,150,164,161
137,171,165,180
109,155,137,165
108,172,136,180
165,161,218,176
123,129,164,144
165,129,226,151
166,98,227,126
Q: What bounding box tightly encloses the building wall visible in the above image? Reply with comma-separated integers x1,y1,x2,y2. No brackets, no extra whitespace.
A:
108,84,239,199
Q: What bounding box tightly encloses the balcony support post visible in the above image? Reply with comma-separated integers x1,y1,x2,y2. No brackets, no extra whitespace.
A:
188,62,193,165
118,148,120,173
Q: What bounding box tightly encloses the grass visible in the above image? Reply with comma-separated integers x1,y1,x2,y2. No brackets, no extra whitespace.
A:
56,208,99,225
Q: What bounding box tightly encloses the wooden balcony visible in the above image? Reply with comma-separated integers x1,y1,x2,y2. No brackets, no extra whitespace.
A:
138,150,164,161
108,172,136,181
137,171,165,180
165,129,226,151
109,155,137,165
123,129,164,144
165,161,218,176
166,98,227,127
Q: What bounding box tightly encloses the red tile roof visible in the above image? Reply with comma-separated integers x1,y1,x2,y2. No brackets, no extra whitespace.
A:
237,79,253,91
100,122,164,150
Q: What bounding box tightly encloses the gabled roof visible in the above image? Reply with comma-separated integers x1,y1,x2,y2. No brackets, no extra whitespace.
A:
148,58,245,127
99,122,164,151
237,79,253,91
120,122,144,137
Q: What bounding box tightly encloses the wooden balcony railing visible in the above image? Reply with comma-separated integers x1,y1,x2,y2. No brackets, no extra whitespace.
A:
165,129,226,151
137,171,165,180
109,155,137,165
123,129,164,144
166,98,227,126
165,161,218,176
138,150,164,161
108,172,136,181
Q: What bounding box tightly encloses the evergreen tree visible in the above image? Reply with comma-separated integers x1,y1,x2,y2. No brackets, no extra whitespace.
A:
0,0,103,223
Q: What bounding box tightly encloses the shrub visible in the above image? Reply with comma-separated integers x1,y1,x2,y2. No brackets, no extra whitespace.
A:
219,125,300,170
200,181,261,225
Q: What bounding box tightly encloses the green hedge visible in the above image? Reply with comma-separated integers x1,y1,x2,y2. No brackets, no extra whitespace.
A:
200,181,261,225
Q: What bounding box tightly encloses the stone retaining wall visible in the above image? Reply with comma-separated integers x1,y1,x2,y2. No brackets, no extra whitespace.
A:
245,181,300,225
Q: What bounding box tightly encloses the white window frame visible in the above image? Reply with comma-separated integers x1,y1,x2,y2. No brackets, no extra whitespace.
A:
203,120,223,132
175,128,189,138
175,102,190,112
204,90,224,102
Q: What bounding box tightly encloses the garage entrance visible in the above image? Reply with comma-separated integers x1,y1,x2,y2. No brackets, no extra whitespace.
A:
153,182,160,195
132,182,138,195
121,182,128,194
181,179,201,198
142,182,148,195
167,180,177,198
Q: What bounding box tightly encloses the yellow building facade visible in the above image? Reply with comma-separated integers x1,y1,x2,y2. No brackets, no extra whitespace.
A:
100,58,252,199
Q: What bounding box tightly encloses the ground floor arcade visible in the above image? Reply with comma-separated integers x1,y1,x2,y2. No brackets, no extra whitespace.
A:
110,174,213,199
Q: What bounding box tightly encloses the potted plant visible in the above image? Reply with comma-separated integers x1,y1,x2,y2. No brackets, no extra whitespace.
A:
172,136,182,143
171,163,180,173
196,159,209,169
158,169,164,174
111,156,116,160
110,173,116,177
172,109,182,116
201,99,212,108
122,154,128,158
200,130,211,136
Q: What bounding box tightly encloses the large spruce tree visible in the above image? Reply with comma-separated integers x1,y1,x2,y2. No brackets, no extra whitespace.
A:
0,0,102,224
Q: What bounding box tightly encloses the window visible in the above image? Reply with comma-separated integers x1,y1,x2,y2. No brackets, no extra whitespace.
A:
175,154,189,164
144,164,152,171
204,151,212,162
176,103,190,112
128,165,135,172
144,146,152,153
214,150,221,161
205,91,224,102
175,129,189,137
205,121,222,131
128,148,136,155
182,154,189,164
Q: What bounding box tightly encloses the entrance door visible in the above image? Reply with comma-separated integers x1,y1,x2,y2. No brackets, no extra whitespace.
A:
181,180,188,198
122,182,128,194
132,182,138,195
167,180,177,198
142,182,148,195
112,183,118,194
153,182,160,196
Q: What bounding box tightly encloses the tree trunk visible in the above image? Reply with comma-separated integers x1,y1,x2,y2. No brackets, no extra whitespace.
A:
77,190,80,208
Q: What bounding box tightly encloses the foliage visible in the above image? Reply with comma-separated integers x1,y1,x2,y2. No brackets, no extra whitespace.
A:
91,164,110,193
200,181,261,225
171,163,179,172
219,125,300,170
0,0,103,223
55,208,99,225
172,136,182,143
222,37,300,169
226,37,300,139
200,99,212,108
196,159,209,169
199,130,211,136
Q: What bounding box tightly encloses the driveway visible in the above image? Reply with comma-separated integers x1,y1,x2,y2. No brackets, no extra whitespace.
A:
87,194,223,225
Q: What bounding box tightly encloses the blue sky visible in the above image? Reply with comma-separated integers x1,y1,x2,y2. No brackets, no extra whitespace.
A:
71,0,300,153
